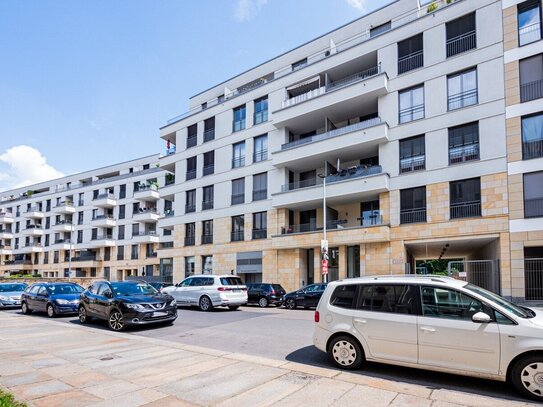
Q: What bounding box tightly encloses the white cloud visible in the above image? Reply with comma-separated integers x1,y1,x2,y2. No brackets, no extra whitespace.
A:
234,0,268,22
346,0,366,11
0,145,64,190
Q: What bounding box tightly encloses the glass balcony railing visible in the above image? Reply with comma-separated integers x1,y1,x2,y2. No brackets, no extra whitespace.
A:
449,144,479,164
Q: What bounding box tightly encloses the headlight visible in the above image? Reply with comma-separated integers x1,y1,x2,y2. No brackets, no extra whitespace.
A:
125,303,145,312
56,299,70,305
169,299,177,307
0,295,9,301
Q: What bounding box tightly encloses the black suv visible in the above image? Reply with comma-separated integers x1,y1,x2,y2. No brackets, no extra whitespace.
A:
246,283,286,307
79,280,177,331
283,283,328,310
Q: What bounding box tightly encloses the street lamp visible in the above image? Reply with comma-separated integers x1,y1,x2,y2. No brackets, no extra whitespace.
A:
318,162,328,284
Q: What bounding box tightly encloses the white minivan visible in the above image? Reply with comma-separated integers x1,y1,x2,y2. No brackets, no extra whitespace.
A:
313,275,543,401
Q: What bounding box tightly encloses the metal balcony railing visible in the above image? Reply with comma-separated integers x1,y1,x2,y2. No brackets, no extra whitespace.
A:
54,220,73,226
253,150,268,162
185,204,195,213
91,234,113,241
525,198,543,218
521,79,543,103
92,214,114,221
186,169,197,181
201,234,213,244
400,208,427,224
231,194,244,205
163,210,174,217
523,139,543,160
231,231,244,242
449,143,479,164
254,111,268,125
399,104,424,123
25,206,42,213
450,201,481,219
252,189,267,201
232,157,245,168
519,21,541,46
525,258,543,301
398,50,423,74
0,228,12,233
202,200,214,210
135,184,158,192
184,236,195,246
93,193,116,201
252,229,267,240
446,30,476,57
187,135,197,148
203,128,215,142
54,201,74,208
133,231,158,237
233,119,246,132
448,89,478,110
400,155,425,173
203,164,214,176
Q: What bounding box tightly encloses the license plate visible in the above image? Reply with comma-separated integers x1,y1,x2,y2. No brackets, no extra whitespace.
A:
153,311,168,318
233,289,241,293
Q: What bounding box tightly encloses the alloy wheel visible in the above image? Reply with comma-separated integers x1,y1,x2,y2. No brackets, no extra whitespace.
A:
199,296,211,311
258,297,268,308
78,306,87,323
521,362,543,397
286,299,296,310
109,311,124,331
332,340,357,367
47,304,55,318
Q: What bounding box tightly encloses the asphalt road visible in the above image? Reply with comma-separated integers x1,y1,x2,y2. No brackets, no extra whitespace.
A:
2,305,532,404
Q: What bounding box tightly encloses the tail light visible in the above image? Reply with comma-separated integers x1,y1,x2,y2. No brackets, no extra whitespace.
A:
241,287,247,291
218,287,231,292
314,310,320,323
270,290,276,295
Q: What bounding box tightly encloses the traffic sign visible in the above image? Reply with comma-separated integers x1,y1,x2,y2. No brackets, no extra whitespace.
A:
321,258,328,275
321,239,328,254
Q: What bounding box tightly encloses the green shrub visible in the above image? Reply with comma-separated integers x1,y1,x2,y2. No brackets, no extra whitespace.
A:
0,388,27,407
427,2,438,13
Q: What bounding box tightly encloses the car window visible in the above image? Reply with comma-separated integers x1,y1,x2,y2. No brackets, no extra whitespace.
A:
220,277,243,286
356,285,416,314
97,284,112,296
110,282,157,296
494,310,514,325
203,278,214,286
421,286,484,320
37,286,48,296
0,284,26,292
29,285,40,294
190,278,203,287
179,278,192,287
305,285,317,293
88,284,99,295
272,284,284,291
330,284,357,309
318,284,327,291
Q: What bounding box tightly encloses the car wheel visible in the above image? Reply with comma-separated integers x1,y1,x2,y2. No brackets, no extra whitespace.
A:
258,297,269,308
21,301,32,315
78,306,91,324
285,298,296,310
328,336,364,370
511,354,543,401
46,304,56,318
228,305,239,311
108,310,124,331
199,296,213,312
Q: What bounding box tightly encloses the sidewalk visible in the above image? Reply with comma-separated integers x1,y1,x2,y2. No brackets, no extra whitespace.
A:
0,312,537,407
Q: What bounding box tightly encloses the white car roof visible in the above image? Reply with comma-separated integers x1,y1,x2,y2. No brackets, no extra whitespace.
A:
332,275,468,287
185,274,242,278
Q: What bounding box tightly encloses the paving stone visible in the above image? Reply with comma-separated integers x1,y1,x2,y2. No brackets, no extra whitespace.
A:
430,388,536,407
29,357,69,369
390,393,433,407
280,361,342,378
33,390,103,407
0,371,53,388
82,379,142,399
10,379,73,400
273,377,355,407
86,388,167,407
335,383,398,407
59,372,111,389
0,361,36,376
430,401,468,407
141,395,199,407
337,372,433,399
40,362,91,378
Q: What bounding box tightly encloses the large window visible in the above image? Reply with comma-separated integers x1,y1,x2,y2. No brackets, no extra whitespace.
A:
254,96,268,125
233,105,246,132
518,0,541,46
398,33,423,74
186,156,197,180
185,189,196,213
252,211,267,240
522,113,543,160
449,122,479,164
202,185,214,210
450,177,481,219
524,171,543,218
520,54,543,103
400,186,426,224
232,141,245,168
448,68,477,110
231,215,244,242
399,135,425,173
202,220,213,244
203,151,214,176
187,124,197,148
252,173,267,201
446,13,476,57
399,85,424,123
185,223,195,246
204,117,215,142
231,178,245,205
254,134,268,162
356,285,417,314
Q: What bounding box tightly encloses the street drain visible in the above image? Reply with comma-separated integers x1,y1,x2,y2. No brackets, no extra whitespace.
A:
99,354,120,361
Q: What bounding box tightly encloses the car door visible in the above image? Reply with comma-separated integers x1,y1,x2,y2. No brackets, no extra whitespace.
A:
173,277,193,305
304,285,321,307
35,285,49,312
417,285,500,375
352,284,419,364
95,283,113,318
187,277,203,305
247,284,258,303
26,285,40,309
83,283,100,316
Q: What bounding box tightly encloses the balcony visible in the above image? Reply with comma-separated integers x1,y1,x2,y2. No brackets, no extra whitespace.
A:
398,50,423,74
521,79,543,103
252,189,267,201
450,201,481,219
132,231,160,244
523,139,543,160
22,208,44,219
203,164,214,176
232,157,245,169
274,119,387,170
184,236,195,246
0,245,13,255
186,170,197,181
91,214,116,227
203,128,215,142
400,208,427,225
446,31,476,58
231,231,244,242
202,200,214,210
134,184,160,201
23,243,43,253
0,229,13,239
448,89,478,111
22,226,44,236
92,193,117,208
400,155,425,174
52,239,73,250
52,202,76,214
201,234,213,244
450,144,479,164
231,194,244,205
0,212,14,224
90,235,116,247
133,208,160,223
52,221,75,232
252,229,267,240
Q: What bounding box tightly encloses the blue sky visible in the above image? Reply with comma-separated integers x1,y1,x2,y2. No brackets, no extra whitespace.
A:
0,0,390,190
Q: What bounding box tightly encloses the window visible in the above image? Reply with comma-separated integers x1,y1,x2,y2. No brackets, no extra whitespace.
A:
400,187,426,224
254,96,268,124
77,230,83,244
185,223,195,246
187,124,197,148
291,58,307,71
252,173,267,201
448,122,479,164
524,171,543,218
185,189,196,213
204,117,215,142
119,184,126,199
421,286,483,320
399,85,424,123
399,135,425,173
252,211,267,239
446,13,476,57
398,33,423,74
356,285,416,314
117,245,124,261
131,245,138,260
118,204,125,220
233,105,246,132
186,156,197,180
231,215,244,241
450,178,481,219
518,0,541,46
370,21,391,38
231,178,245,205
202,185,214,210
448,68,477,110
522,113,543,160
202,220,213,244
520,54,543,103
253,134,268,162
118,225,125,240
232,141,245,168
330,284,357,309
203,151,214,176
184,257,196,277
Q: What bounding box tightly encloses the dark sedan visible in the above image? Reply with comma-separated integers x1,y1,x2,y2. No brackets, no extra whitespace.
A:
283,283,328,310
78,280,177,331
21,282,84,317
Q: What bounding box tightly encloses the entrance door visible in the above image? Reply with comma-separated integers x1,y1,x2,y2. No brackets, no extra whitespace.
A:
328,247,339,281
347,246,360,278
306,249,314,285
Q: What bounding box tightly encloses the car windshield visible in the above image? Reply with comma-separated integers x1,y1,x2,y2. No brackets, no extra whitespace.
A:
464,283,534,318
0,284,26,292
220,277,243,286
46,284,84,294
110,282,157,296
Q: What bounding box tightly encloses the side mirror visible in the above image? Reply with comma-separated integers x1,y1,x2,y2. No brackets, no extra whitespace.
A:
472,312,491,323
104,291,113,299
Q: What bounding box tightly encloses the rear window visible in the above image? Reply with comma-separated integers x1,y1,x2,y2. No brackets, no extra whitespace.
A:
220,277,243,286
330,285,357,309
357,284,417,314
0,284,27,292
272,284,284,291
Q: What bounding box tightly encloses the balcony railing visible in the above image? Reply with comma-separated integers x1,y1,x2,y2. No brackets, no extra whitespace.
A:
133,231,158,238
203,164,214,176
187,135,197,148
163,210,175,217
252,229,267,239
253,150,268,162
281,117,382,151
233,119,246,132
446,30,476,57
184,236,195,246
523,139,543,160
448,89,478,110
201,234,213,244
93,193,116,201
449,144,479,164
165,146,176,156
54,201,74,208
54,220,73,226
521,79,543,103
398,50,423,74
254,111,268,125
399,104,424,123
202,200,214,210
135,184,158,192
185,204,196,213
525,258,543,301
400,155,425,173
186,170,197,181
232,157,245,168
92,214,114,221
252,189,267,201
203,128,215,142
0,228,12,233
400,208,427,224
450,201,481,219
91,234,113,241
165,176,175,186
231,194,244,205
231,231,244,242
25,206,42,213
519,21,541,46
525,198,543,218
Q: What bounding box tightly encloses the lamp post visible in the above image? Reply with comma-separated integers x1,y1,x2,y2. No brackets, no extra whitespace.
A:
68,239,72,282
318,162,328,284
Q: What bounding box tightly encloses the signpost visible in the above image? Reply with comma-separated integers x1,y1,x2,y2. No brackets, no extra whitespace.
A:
321,239,329,279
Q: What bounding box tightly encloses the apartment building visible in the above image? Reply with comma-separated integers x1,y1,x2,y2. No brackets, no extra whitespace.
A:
158,0,516,296
503,0,543,302
0,155,170,281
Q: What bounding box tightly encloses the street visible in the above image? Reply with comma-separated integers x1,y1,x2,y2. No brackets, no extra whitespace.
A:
3,306,534,404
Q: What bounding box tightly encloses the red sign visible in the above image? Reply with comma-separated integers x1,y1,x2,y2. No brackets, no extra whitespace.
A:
321,259,328,275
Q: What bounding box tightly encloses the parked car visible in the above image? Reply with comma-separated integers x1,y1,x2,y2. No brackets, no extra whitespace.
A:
0,283,27,308
246,283,286,307
162,275,247,311
148,282,173,292
21,282,84,317
283,283,327,310
314,275,543,401
78,280,177,331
